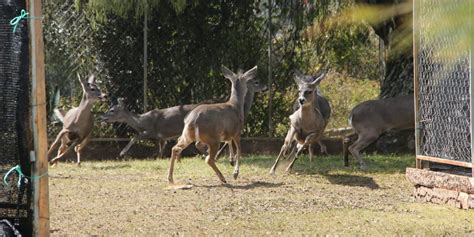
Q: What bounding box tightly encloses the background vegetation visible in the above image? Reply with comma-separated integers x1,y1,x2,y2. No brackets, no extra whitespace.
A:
44,0,387,138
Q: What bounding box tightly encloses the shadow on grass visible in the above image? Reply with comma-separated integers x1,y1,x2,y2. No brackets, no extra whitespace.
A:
90,163,132,170
242,153,415,175
195,181,284,190
321,173,380,189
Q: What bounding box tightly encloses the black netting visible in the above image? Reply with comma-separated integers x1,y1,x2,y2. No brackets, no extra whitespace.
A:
417,0,472,163
0,0,33,235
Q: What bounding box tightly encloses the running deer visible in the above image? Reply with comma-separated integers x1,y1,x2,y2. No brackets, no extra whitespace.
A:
168,65,258,184
343,94,414,168
215,76,268,164
270,69,329,174
291,84,331,156
48,73,107,166
101,99,198,158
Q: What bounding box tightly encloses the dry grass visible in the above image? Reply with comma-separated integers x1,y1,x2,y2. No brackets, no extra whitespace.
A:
49,154,474,236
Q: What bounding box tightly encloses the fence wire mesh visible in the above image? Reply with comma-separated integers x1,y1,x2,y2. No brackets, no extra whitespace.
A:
0,0,34,234
417,0,472,163
43,0,144,140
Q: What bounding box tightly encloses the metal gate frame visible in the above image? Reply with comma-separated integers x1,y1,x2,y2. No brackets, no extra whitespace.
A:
413,0,473,176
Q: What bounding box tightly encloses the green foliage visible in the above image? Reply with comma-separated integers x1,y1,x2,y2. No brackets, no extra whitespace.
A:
44,0,383,138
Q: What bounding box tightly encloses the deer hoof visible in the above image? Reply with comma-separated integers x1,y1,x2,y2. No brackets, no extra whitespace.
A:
233,172,239,180
229,160,235,166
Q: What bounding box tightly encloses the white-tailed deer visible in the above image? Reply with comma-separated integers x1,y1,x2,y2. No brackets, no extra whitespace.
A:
215,76,268,164
48,73,107,166
343,94,414,168
101,98,198,158
168,65,258,184
270,69,329,174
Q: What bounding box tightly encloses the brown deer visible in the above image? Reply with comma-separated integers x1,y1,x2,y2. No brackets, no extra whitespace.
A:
270,69,329,174
215,76,268,164
48,73,107,166
343,94,414,169
167,65,258,184
101,98,198,158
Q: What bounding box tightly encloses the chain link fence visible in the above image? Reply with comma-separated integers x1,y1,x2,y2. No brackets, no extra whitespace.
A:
43,0,145,140
416,0,472,163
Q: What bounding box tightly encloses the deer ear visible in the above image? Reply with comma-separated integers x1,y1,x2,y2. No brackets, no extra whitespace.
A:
221,65,236,81
242,66,258,81
309,71,327,86
87,74,96,84
117,97,125,106
293,69,304,85
77,73,87,87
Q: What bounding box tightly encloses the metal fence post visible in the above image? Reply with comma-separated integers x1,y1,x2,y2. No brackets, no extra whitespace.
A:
470,0,474,177
143,3,148,112
267,0,273,137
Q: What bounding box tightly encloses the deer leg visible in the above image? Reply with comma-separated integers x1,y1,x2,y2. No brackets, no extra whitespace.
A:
286,133,320,172
205,142,226,183
168,136,192,184
50,139,80,166
342,134,356,167
232,137,242,180
48,130,67,158
318,141,328,155
270,126,296,175
74,136,90,167
285,143,306,172
228,141,237,166
159,140,167,158
215,142,228,161
120,137,138,157
348,133,378,169
308,144,313,162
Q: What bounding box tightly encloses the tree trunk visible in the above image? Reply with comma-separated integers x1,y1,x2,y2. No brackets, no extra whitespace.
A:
360,0,414,98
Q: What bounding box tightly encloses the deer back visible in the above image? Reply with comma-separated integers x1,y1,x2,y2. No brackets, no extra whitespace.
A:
350,94,414,133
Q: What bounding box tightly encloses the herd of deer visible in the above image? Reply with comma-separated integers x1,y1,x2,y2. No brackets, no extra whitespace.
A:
48,66,414,184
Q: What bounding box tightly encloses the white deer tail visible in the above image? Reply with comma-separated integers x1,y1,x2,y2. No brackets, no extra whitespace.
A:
54,108,65,123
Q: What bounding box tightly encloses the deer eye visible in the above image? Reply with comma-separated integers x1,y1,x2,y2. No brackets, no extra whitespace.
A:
304,90,312,95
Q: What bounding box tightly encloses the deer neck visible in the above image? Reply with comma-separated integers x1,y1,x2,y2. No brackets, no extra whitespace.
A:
75,94,94,122
228,81,247,122
300,98,319,117
123,110,143,132
243,89,255,119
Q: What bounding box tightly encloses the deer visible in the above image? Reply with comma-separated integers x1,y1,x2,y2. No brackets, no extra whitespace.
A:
291,83,331,157
215,75,268,164
270,69,329,175
342,94,414,169
101,98,198,158
168,65,258,184
48,73,107,166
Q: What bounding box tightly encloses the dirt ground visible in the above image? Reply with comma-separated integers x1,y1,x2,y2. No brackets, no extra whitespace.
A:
48,155,474,236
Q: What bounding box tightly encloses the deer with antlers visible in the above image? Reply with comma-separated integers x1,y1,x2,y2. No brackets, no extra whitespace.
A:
167,65,258,184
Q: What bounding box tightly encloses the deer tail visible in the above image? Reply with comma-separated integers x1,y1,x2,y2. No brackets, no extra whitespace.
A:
54,108,65,123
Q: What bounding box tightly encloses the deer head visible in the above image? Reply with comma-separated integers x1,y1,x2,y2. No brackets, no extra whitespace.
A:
294,69,327,106
77,73,107,102
101,98,128,123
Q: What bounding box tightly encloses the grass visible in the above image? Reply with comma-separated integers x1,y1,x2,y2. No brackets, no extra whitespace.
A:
48,154,474,236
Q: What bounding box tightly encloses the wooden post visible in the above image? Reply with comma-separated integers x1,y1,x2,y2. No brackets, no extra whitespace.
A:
412,0,423,169
28,0,50,236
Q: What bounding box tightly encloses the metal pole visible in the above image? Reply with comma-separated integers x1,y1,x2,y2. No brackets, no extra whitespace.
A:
412,0,423,169
267,0,274,137
470,0,474,177
143,4,148,112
